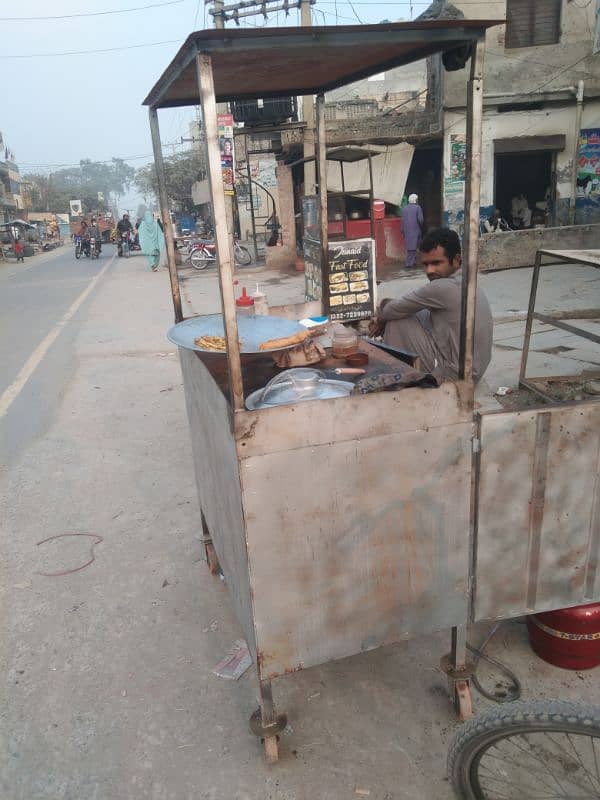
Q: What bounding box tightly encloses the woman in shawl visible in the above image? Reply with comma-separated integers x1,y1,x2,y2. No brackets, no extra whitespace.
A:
400,193,424,269
137,210,165,271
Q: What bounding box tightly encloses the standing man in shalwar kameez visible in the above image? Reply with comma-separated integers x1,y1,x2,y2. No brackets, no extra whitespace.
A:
400,193,424,269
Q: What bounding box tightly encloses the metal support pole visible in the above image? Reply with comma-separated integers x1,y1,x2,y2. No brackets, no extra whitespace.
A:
519,250,542,385
367,152,376,242
316,92,328,316
196,53,245,411
300,0,316,195
459,38,485,383
570,80,584,226
246,155,259,261
148,107,183,323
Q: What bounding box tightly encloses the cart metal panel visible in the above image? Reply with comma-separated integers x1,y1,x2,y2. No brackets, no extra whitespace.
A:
474,401,600,622
237,384,473,679
179,348,257,657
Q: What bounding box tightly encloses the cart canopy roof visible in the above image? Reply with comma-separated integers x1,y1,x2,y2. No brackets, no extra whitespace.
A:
143,20,502,109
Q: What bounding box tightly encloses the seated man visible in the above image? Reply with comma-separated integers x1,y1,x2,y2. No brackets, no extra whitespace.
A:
368,227,492,383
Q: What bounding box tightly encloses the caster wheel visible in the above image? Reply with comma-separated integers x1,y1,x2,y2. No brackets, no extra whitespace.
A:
249,708,287,762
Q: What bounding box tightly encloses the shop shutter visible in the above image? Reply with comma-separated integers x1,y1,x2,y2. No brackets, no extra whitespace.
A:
506,0,562,49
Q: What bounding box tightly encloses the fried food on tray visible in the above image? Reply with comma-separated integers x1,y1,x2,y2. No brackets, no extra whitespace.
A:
195,335,226,350
195,335,242,351
259,330,310,351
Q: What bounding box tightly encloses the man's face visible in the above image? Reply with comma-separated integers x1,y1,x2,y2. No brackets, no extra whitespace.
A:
420,245,461,281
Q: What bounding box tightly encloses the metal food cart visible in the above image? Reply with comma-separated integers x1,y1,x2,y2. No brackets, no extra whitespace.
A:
143,23,600,761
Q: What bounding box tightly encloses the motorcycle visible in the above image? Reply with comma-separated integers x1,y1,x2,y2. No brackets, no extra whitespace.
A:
187,239,252,270
118,231,131,258
89,236,100,259
75,235,92,259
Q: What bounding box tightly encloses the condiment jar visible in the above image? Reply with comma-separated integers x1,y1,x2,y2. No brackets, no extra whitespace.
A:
331,328,359,358
252,283,268,316
236,286,255,316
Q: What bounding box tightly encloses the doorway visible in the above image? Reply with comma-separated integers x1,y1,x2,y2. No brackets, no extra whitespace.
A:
405,144,443,231
494,151,555,227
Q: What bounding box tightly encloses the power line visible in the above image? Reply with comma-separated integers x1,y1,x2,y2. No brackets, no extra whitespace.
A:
0,39,183,59
0,0,185,22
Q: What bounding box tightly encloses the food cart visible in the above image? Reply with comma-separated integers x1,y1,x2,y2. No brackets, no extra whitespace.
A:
143,22,600,762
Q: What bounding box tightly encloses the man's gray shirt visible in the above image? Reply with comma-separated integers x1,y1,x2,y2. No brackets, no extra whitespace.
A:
379,270,493,382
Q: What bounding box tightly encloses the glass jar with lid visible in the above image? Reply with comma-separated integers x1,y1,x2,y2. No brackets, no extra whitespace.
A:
331,328,359,358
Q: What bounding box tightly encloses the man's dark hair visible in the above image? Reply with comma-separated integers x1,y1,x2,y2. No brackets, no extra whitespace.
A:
419,227,461,262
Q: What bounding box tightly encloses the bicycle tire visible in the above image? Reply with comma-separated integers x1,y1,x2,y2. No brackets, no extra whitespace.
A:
123,243,130,258
448,699,600,799
234,244,252,266
75,245,81,260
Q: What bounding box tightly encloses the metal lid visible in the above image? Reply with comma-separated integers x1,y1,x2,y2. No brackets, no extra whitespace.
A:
245,368,353,410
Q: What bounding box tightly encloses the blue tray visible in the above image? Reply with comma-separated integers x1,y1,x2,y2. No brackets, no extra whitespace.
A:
167,314,307,354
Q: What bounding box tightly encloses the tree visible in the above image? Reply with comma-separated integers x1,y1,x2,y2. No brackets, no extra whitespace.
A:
23,158,136,214
135,150,207,213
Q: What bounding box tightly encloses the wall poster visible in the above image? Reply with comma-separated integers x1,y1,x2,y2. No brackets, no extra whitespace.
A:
444,134,466,196
575,128,600,224
217,113,235,196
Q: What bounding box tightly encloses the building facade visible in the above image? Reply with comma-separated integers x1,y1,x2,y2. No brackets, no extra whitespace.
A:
442,0,600,230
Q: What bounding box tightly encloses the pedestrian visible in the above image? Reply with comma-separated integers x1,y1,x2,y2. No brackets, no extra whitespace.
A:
14,238,24,262
401,193,424,269
137,210,165,271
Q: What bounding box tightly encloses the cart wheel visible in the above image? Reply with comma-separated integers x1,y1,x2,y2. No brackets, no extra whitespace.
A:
454,679,473,721
204,541,220,575
249,708,287,763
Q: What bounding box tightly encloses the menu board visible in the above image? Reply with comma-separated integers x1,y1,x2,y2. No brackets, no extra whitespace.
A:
326,238,375,321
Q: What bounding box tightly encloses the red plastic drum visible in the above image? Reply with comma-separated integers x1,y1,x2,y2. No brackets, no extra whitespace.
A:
527,603,600,670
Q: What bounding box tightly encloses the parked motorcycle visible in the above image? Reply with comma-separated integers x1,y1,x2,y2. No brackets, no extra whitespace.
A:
187,239,252,270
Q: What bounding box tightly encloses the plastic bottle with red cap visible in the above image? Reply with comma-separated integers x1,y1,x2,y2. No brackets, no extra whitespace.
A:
235,286,255,316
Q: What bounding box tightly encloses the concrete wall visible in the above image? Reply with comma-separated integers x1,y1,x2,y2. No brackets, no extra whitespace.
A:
442,101,600,230
478,223,600,271
445,0,600,106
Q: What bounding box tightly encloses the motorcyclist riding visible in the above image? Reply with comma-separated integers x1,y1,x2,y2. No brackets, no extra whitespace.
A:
78,217,91,257
89,217,102,255
117,213,134,256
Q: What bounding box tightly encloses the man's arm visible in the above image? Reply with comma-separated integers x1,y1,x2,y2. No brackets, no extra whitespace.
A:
378,282,449,321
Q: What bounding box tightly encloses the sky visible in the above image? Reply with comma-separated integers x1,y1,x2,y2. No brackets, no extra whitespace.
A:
2,0,432,211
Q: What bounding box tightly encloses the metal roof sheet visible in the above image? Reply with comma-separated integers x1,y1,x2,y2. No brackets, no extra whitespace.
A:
143,20,502,109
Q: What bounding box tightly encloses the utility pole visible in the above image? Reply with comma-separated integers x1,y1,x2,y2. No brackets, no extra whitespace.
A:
211,0,237,241
300,0,316,195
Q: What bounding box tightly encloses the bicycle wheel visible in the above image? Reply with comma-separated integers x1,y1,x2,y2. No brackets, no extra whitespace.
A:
190,248,212,270
234,243,252,266
124,241,130,258
75,244,81,260
448,699,600,799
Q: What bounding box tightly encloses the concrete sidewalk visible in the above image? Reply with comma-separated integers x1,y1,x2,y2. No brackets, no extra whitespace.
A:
2,253,599,800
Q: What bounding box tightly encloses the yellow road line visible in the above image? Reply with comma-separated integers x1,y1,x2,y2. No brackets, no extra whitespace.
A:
0,253,115,419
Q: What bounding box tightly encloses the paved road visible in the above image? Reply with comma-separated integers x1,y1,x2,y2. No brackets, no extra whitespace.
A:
0,244,116,466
